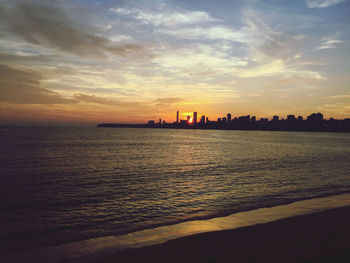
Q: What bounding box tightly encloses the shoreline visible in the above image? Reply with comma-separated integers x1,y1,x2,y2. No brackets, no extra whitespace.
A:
1,193,350,263
107,205,350,263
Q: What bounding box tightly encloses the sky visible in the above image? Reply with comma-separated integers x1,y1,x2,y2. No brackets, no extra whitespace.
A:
0,0,349,125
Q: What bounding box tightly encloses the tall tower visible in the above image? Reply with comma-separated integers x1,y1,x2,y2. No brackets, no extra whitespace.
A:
193,112,197,124
176,111,179,123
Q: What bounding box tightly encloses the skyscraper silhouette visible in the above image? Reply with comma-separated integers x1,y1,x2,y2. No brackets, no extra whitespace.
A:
227,113,231,125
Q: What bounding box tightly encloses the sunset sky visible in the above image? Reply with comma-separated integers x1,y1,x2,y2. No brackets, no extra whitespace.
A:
0,0,349,125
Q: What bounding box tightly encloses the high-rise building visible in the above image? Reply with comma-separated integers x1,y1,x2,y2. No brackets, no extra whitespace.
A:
176,111,179,123
193,112,197,124
227,113,232,123
187,115,191,123
307,113,323,121
222,117,227,125
272,115,279,122
287,115,296,121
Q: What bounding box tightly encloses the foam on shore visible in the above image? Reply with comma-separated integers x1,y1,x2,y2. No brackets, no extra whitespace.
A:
2,193,350,263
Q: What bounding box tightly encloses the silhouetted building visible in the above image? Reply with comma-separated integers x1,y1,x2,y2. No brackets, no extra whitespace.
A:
256,118,269,130
271,115,279,130
227,113,232,123
147,120,155,128
99,111,350,132
239,115,250,121
307,112,324,130
179,119,187,128
307,112,323,121
222,117,227,125
287,115,296,121
286,115,297,130
250,116,256,129
238,115,250,129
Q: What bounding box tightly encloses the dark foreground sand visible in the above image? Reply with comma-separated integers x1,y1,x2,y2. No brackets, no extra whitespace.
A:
99,206,350,263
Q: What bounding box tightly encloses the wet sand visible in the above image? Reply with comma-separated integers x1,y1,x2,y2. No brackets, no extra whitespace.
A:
100,205,350,263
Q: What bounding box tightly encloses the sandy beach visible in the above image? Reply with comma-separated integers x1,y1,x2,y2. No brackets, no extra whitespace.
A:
100,205,350,263
1,194,350,263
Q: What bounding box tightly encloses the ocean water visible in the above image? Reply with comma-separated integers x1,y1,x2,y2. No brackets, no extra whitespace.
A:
1,126,350,253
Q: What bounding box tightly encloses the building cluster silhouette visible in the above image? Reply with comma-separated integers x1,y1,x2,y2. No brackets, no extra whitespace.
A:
98,111,350,132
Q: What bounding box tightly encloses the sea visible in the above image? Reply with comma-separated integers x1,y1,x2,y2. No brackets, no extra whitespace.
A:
1,126,350,254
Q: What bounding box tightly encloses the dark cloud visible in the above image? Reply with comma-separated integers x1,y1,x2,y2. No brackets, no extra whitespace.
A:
73,94,149,109
0,1,141,58
0,52,58,66
0,64,75,104
0,63,150,106
73,94,116,105
0,3,4,16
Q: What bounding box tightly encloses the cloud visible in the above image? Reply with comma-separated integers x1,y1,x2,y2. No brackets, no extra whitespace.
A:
110,7,218,27
241,9,301,61
305,0,346,8
73,93,151,110
104,25,113,30
326,94,350,99
243,9,286,47
0,52,55,65
159,26,250,43
315,36,344,50
73,94,116,105
234,58,326,79
154,97,185,104
151,44,248,84
0,2,141,58
0,64,75,104
154,44,247,69
318,102,350,117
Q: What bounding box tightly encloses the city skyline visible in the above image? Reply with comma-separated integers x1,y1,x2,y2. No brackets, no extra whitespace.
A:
98,110,350,132
0,0,350,125
150,110,348,124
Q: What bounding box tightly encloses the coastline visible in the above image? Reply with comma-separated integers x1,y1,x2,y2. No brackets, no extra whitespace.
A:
1,193,350,263
107,205,350,263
